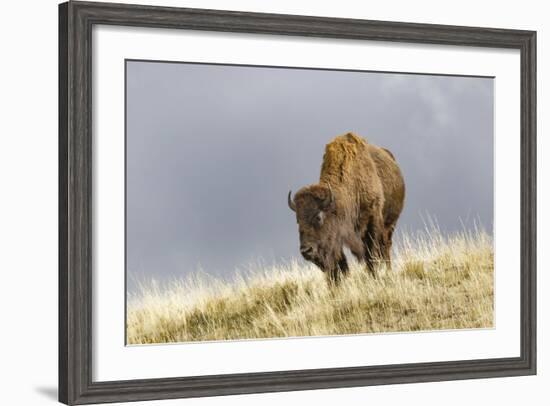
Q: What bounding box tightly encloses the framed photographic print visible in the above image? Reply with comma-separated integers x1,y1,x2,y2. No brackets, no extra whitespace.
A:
59,1,536,404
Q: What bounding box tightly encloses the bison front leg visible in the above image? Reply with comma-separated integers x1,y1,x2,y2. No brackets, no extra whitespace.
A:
326,252,349,286
326,268,340,285
338,254,349,274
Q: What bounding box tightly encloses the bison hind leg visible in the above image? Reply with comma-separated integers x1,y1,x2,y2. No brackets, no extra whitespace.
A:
362,218,388,277
383,223,396,269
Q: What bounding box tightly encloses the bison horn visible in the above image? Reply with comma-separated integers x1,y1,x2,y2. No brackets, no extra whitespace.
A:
288,190,296,212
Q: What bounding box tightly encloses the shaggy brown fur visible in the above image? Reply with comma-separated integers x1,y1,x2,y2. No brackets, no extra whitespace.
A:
288,132,405,283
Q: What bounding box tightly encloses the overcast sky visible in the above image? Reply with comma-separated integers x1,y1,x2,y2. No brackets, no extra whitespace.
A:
126,60,493,291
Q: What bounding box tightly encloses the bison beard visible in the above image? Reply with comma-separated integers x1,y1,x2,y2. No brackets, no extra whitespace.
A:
288,132,405,284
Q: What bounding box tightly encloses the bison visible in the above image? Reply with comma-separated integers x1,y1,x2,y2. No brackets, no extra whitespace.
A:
288,132,405,283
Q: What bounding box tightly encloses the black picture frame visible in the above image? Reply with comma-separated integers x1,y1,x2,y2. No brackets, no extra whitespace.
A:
59,1,537,404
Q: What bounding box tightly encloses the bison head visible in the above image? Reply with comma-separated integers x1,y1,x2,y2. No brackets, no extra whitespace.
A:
288,184,336,269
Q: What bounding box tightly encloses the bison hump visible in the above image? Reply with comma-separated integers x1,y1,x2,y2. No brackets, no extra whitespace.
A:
342,132,367,145
381,147,396,161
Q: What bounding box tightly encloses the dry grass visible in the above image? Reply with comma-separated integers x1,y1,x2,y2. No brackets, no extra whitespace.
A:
127,227,494,345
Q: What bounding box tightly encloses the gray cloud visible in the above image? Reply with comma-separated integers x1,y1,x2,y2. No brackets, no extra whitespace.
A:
126,61,493,291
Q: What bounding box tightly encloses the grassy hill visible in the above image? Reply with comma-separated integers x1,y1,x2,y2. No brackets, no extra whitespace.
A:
127,228,493,345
